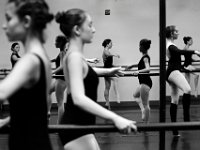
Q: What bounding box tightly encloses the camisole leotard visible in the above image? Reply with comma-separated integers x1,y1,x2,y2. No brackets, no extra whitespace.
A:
8,54,52,150
138,54,152,88
166,44,195,81
59,64,99,144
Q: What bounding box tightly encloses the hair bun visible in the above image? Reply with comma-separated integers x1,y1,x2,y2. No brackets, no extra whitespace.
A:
46,13,54,23
55,12,66,23
183,36,189,40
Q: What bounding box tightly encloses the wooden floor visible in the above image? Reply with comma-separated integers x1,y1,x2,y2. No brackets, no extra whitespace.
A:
1,102,200,150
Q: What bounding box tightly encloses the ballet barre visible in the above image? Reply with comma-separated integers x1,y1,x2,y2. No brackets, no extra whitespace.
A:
48,121,200,133
51,69,200,78
0,121,200,134
1,68,200,78
1,70,200,79
52,72,160,78
93,62,200,69
0,69,11,72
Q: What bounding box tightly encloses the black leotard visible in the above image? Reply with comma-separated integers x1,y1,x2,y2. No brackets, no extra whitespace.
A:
103,51,113,68
59,65,99,144
183,53,192,67
55,54,60,68
138,54,152,88
54,53,65,80
166,45,195,81
10,53,20,68
8,54,52,150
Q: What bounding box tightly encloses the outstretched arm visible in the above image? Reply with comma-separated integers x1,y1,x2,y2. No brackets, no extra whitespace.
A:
169,45,199,55
85,58,100,64
104,50,120,58
125,64,137,70
65,52,136,133
92,67,124,76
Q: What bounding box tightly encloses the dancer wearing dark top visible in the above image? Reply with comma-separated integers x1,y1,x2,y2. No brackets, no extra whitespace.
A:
53,35,68,80
59,64,99,143
48,35,100,123
166,25,200,137
182,36,199,97
0,0,54,149
102,39,120,109
126,39,152,123
10,42,21,68
48,35,68,124
56,8,137,150
9,54,51,150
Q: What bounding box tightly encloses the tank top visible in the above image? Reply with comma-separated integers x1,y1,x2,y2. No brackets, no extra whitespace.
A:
166,44,195,80
55,54,60,68
8,54,52,150
59,64,99,144
184,53,192,67
103,51,113,68
54,51,65,80
10,53,20,68
138,54,152,88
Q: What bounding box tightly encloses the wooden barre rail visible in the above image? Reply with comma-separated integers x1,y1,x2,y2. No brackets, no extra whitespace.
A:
48,122,200,133
52,72,160,78
0,122,200,134
1,60,200,72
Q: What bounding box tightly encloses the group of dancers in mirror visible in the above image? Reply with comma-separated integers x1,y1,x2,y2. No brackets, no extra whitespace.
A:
0,0,199,150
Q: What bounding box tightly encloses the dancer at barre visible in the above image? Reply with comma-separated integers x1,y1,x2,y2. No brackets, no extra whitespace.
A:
56,8,137,150
10,42,21,68
47,35,69,124
126,39,152,123
166,25,200,137
102,39,120,109
182,36,199,97
48,35,100,123
0,0,54,149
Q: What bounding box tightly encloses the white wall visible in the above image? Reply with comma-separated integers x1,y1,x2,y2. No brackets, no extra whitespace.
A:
0,0,200,102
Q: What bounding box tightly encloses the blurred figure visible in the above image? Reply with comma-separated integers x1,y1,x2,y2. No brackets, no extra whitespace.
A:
10,42,20,68
48,35,68,124
182,36,199,97
1,0,54,149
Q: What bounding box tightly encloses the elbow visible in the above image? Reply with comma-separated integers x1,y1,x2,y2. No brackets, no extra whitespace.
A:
71,94,85,107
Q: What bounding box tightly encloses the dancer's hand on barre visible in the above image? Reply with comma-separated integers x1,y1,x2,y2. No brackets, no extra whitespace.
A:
132,71,139,76
86,58,100,64
109,67,124,77
112,115,137,134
